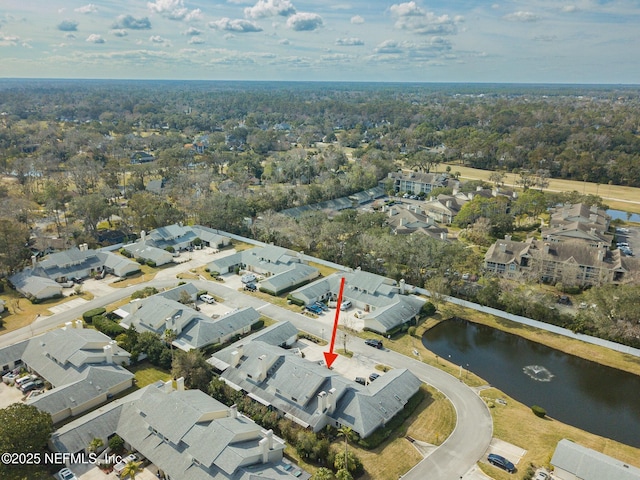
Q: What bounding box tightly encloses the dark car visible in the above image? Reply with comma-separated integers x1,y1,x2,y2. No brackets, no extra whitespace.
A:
355,377,367,385
365,339,383,349
305,304,323,315
244,283,257,292
488,453,515,473
368,372,380,382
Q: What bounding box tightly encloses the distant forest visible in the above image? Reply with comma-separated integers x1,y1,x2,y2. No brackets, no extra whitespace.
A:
1,80,640,186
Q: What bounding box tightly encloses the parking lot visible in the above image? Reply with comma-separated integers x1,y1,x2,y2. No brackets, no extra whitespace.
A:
0,381,26,408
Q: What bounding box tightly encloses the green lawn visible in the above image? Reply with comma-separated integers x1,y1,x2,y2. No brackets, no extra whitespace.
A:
127,361,172,388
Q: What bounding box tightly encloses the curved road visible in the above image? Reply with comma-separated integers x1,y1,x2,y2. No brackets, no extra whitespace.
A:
0,269,493,480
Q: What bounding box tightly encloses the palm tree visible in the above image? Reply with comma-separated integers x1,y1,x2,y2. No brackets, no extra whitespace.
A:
120,460,143,480
164,328,177,364
337,426,354,472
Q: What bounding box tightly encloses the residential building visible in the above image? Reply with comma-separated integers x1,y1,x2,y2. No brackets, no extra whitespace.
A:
484,236,635,286
50,380,306,480
290,270,424,334
550,203,610,230
210,325,422,438
0,323,133,423
542,221,614,247
423,195,466,224
9,245,140,300
121,242,174,266
386,171,450,195
117,284,259,351
208,245,320,296
142,224,230,252
550,439,640,480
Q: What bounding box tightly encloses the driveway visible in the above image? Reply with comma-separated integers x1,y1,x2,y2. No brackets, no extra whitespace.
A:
0,382,25,408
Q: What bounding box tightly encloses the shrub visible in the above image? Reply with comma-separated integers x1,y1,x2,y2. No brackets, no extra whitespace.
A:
83,307,106,323
421,301,436,316
136,257,146,264
164,246,175,253
120,248,133,258
146,259,156,267
251,319,265,331
93,315,126,337
407,326,417,337
131,286,158,299
287,295,305,306
531,405,547,418
108,435,125,454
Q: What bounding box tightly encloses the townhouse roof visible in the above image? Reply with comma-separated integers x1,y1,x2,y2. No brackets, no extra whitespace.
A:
551,439,640,480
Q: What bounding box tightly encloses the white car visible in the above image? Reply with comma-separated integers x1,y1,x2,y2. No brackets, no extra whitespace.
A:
58,468,78,480
533,471,549,480
340,300,352,311
199,294,215,304
113,454,138,475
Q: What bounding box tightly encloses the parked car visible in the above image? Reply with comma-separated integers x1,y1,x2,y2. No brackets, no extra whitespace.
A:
557,295,571,305
368,372,380,382
199,294,215,304
487,453,515,473
20,381,37,393
113,454,138,476
340,300,352,311
533,471,548,480
314,302,329,311
365,339,383,349
355,377,367,385
244,282,257,292
57,468,78,480
305,304,323,315
241,273,257,284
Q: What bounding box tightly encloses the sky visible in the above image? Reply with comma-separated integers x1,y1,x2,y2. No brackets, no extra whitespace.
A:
1,0,639,83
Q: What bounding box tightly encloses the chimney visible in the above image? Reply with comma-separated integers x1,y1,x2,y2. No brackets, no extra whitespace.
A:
505,234,512,242
452,186,459,195
230,404,238,419
140,230,146,241
259,438,269,464
589,214,598,223
230,349,241,367
445,200,452,208
265,429,274,449
597,249,605,262
590,205,598,213
327,388,337,414
440,232,448,241
476,185,483,192
176,377,185,391
400,279,406,294
590,227,596,235
31,255,37,268
543,243,550,255
75,319,83,329
492,188,498,197
317,391,327,413
399,218,406,227
103,345,113,364
258,354,269,381
163,380,173,393
499,243,507,253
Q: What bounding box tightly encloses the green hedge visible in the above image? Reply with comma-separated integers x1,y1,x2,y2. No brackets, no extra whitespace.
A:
421,301,436,316
83,307,106,323
251,319,265,331
92,315,126,337
287,295,305,306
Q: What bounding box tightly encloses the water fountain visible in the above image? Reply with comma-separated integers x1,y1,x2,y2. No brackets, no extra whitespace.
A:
523,365,554,382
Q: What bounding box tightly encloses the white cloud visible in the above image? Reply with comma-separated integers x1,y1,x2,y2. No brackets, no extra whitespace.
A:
75,4,98,14
503,11,540,22
244,0,296,19
86,34,105,43
562,5,578,13
111,29,128,37
113,15,152,30
64,32,77,39
0,33,20,46
188,37,205,44
286,12,323,31
147,0,201,21
336,37,364,46
150,35,166,43
57,20,79,32
375,39,404,54
279,38,290,45
183,26,201,36
374,37,451,57
209,18,263,32
390,2,460,35
350,15,364,24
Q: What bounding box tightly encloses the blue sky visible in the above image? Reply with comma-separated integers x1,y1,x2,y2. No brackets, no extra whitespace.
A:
1,0,639,83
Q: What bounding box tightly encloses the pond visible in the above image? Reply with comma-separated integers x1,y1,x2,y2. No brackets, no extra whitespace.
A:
422,318,640,448
607,208,640,223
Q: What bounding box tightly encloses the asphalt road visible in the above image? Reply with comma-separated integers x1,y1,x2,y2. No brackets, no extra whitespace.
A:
0,265,494,480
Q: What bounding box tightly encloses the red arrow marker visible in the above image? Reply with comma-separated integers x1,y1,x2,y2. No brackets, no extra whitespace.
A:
324,277,346,369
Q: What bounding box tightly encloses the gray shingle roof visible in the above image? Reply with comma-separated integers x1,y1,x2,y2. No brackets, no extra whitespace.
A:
178,307,259,350
551,439,640,480
260,265,319,293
